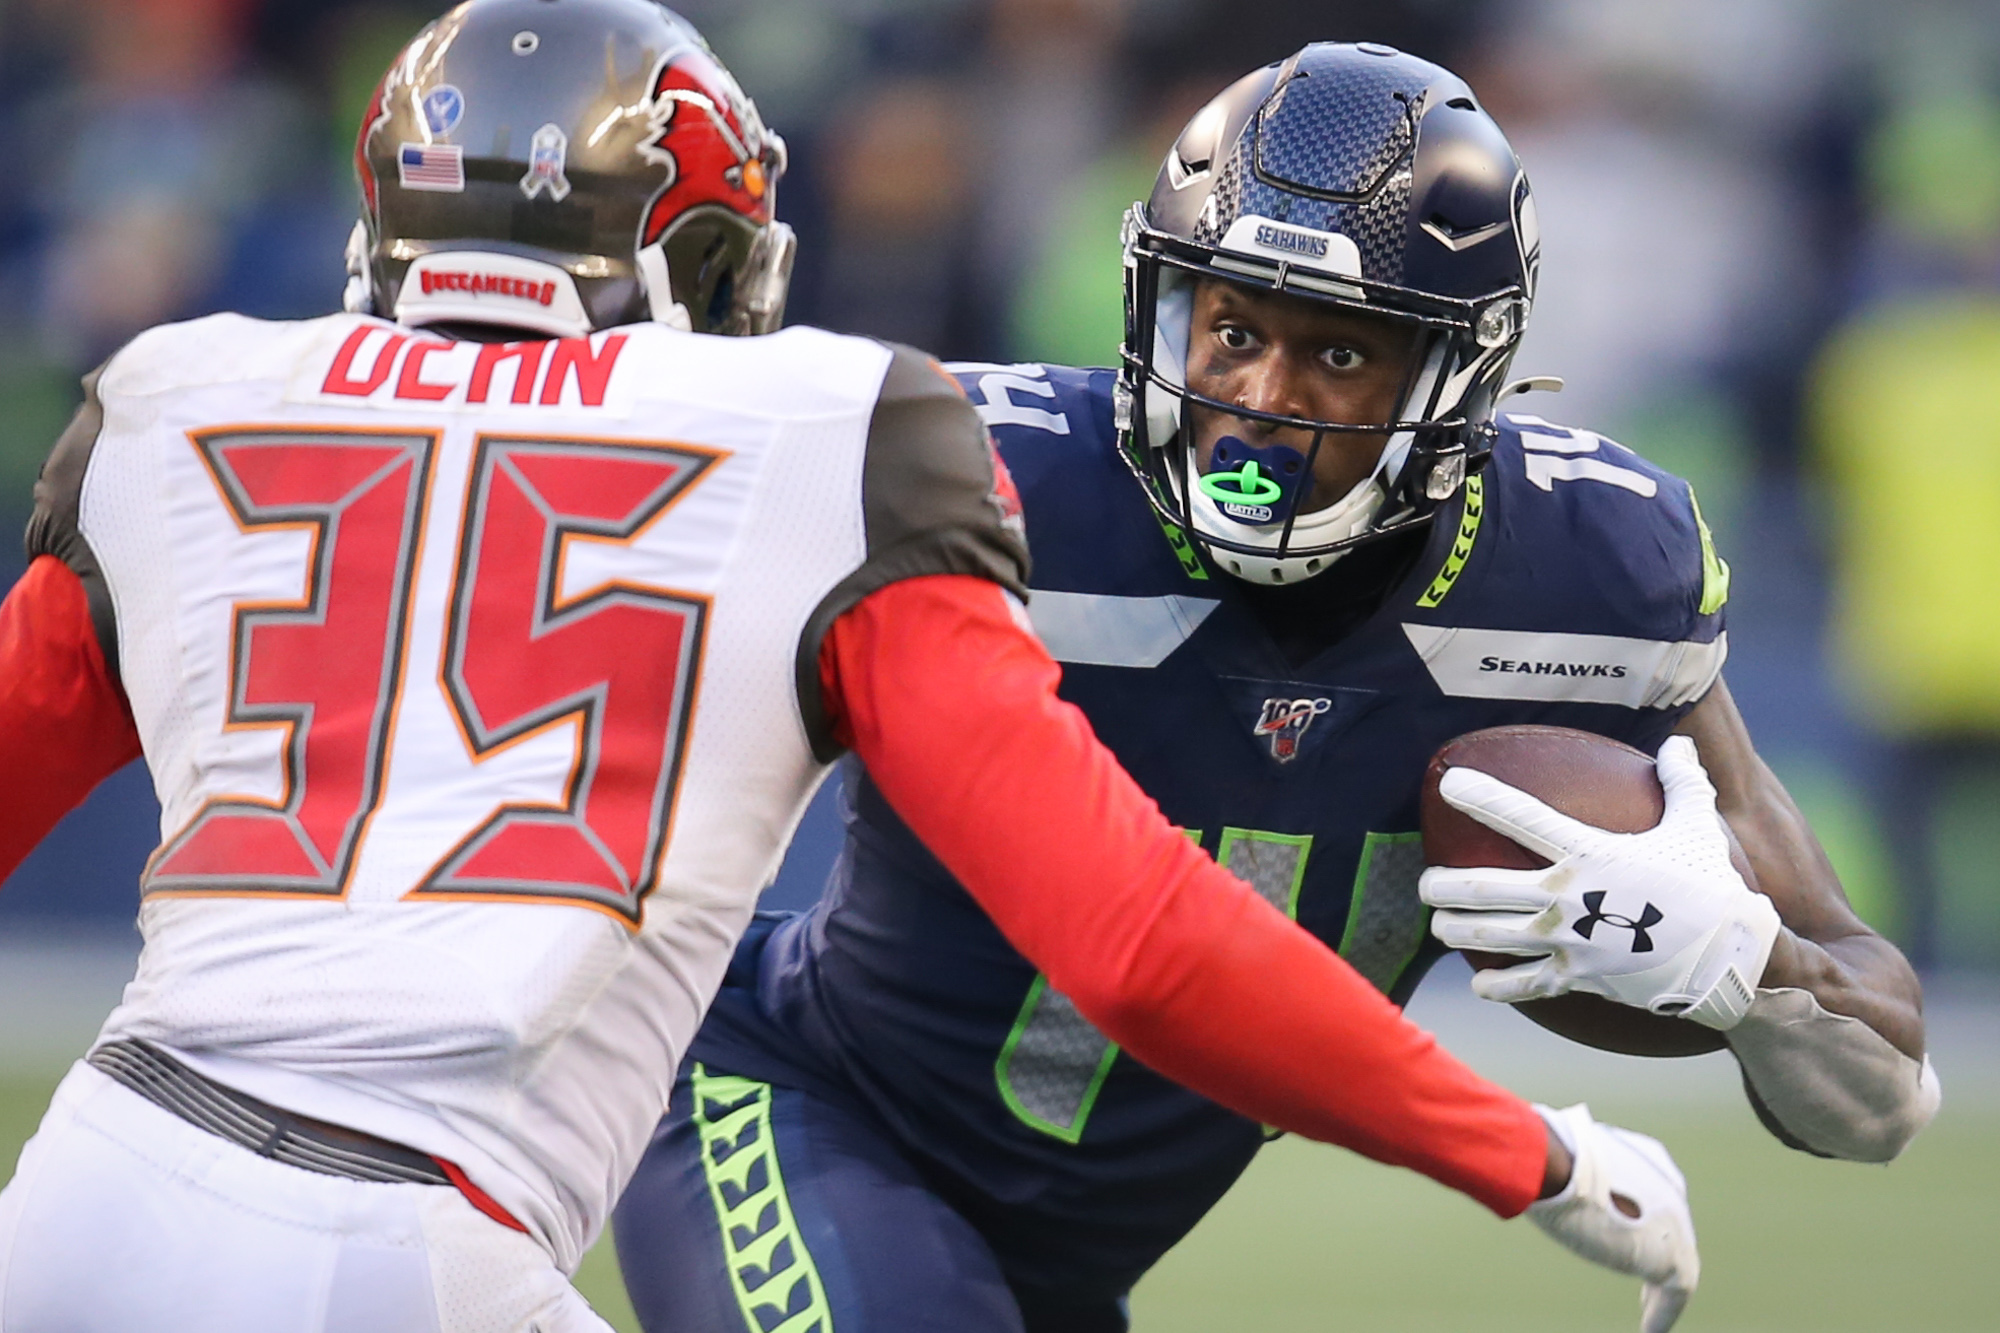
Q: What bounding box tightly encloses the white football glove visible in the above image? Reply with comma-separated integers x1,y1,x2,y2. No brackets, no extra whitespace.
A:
1419,735,1781,1029
1528,1103,1699,1333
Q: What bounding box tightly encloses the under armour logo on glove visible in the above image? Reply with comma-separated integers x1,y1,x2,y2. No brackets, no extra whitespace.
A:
1418,735,1781,1029
1574,891,1664,953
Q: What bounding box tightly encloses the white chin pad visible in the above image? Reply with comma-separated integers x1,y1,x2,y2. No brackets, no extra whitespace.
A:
1188,469,1388,584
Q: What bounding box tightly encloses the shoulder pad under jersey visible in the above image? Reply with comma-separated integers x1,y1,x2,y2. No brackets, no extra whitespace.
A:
1401,412,1730,711
947,363,1116,462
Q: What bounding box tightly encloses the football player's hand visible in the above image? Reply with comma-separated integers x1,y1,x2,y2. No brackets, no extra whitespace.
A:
1528,1103,1698,1333
1418,735,1780,1029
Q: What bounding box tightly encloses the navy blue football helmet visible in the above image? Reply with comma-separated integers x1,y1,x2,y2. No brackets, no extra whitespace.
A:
1118,43,1541,583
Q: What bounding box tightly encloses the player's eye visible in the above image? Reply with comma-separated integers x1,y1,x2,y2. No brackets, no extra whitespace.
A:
1215,324,1258,352
1322,345,1365,371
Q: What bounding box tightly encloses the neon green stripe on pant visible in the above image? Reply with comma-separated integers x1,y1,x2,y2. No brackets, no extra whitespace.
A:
691,1064,834,1333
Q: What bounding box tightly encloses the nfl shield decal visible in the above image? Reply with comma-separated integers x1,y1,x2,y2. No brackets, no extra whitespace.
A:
521,123,572,201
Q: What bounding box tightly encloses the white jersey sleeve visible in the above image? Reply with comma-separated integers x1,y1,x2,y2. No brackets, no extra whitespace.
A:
51,311,1022,1269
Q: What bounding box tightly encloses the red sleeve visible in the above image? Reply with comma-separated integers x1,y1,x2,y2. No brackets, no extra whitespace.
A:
820,574,1545,1217
0,555,144,885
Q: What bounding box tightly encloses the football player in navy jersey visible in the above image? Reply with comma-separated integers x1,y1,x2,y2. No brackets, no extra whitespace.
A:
613,43,1937,1333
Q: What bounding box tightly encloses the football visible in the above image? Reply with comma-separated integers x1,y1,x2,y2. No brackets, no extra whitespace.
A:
1420,725,1755,1057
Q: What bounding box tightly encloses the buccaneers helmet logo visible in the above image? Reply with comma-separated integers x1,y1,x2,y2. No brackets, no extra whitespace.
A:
637,48,775,248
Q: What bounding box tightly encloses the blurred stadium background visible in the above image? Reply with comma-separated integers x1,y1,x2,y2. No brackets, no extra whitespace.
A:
1,0,1996,1326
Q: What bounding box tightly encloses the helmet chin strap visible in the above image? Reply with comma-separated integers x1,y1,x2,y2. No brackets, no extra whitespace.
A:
343,221,375,316
636,242,695,333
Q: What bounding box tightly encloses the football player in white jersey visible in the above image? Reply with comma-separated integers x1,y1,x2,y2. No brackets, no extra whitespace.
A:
0,3,1698,1330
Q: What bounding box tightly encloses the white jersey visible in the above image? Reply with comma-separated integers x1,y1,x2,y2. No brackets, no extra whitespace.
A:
28,311,1025,1269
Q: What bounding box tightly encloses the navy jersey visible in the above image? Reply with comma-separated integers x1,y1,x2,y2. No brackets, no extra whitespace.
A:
688,363,1728,1300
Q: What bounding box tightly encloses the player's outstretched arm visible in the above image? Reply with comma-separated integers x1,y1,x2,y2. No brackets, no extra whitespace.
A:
0,556,143,883
1419,679,1935,1161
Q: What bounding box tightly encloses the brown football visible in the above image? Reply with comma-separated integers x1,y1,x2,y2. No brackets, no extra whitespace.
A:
1420,725,1757,1057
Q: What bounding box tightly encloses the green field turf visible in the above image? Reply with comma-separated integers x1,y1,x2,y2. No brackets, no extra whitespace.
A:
1132,1104,2000,1332
4,1068,1993,1331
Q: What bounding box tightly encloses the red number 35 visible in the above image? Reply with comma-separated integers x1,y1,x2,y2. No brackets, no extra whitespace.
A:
146,427,720,926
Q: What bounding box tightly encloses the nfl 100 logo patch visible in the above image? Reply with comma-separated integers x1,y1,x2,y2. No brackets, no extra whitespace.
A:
1253,696,1333,763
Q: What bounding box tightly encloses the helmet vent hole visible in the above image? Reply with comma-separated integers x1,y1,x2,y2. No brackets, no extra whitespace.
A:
512,31,540,55
1447,97,1477,111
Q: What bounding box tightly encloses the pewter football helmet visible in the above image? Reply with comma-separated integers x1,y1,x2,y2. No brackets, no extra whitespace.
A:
348,0,794,339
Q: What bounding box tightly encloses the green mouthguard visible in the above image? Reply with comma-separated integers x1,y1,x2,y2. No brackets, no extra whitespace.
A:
1197,461,1284,506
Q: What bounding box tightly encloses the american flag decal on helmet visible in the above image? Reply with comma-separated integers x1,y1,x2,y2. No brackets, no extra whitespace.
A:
398,143,464,193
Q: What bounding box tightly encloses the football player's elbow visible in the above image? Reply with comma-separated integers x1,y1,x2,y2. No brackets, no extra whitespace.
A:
1731,985,1943,1164
1850,1109,1935,1163
1789,1092,1937,1164
1838,1061,1944,1163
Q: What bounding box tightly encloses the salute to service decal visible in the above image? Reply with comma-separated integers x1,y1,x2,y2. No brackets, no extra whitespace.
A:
521,123,572,202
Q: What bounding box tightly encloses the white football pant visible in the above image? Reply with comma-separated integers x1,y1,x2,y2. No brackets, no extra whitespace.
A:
0,1063,614,1333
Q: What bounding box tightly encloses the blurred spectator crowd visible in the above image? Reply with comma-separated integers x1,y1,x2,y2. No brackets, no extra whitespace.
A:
1,0,1998,973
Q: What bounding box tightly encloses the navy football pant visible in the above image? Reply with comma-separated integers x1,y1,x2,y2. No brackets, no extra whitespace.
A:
614,1064,1127,1333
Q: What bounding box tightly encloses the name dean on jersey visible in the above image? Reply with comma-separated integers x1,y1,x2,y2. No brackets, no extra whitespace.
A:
296,324,634,412
1479,656,1631,678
